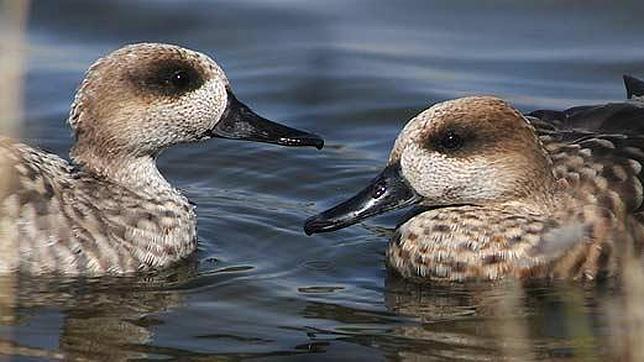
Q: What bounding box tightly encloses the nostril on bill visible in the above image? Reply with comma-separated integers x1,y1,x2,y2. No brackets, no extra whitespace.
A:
371,181,387,199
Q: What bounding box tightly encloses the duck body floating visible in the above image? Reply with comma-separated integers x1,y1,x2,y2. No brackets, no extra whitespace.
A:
306,79,644,282
0,43,323,275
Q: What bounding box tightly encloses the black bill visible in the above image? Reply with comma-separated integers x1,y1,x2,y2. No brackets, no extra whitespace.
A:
304,163,422,235
211,90,324,149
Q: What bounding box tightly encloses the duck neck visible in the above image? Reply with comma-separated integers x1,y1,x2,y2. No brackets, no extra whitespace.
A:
502,172,563,214
71,146,174,195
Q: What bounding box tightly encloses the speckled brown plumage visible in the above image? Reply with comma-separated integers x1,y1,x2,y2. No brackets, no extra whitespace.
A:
0,43,322,275
0,136,196,274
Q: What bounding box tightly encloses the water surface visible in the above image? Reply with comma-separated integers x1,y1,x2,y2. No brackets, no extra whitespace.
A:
4,0,644,359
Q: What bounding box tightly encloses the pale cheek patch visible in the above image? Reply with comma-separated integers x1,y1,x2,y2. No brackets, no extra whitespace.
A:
180,80,227,134
148,79,227,145
400,146,508,204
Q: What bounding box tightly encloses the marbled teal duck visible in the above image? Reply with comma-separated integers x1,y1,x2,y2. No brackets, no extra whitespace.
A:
305,94,644,282
0,43,323,274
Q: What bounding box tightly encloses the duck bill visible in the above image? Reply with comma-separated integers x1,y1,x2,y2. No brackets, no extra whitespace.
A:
211,90,324,149
304,164,422,235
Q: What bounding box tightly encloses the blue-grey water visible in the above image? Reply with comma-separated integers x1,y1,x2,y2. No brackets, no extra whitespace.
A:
3,0,644,360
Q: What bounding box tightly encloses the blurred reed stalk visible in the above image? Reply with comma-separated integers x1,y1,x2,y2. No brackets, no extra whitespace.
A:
621,257,644,360
0,0,28,359
491,279,534,361
609,229,644,360
0,0,28,137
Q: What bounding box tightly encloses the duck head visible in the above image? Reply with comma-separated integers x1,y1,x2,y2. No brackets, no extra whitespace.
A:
304,96,557,234
68,43,323,174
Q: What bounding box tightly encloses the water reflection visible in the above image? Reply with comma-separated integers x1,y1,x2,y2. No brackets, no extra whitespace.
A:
381,272,643,360
0,242,638,360
0,262,198,360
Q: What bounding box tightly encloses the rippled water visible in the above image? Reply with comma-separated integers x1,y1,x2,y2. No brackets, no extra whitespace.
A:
3,0,644,359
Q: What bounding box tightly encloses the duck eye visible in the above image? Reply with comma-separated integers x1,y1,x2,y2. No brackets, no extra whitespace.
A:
439,131,463,151
170,70,191,89
136,60,205,96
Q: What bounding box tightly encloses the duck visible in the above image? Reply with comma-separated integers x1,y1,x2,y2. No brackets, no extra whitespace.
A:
0,43,323,275
304,90,644,282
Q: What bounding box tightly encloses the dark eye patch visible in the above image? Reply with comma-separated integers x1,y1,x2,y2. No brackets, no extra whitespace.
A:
133,59,205,97
427,127,473,154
